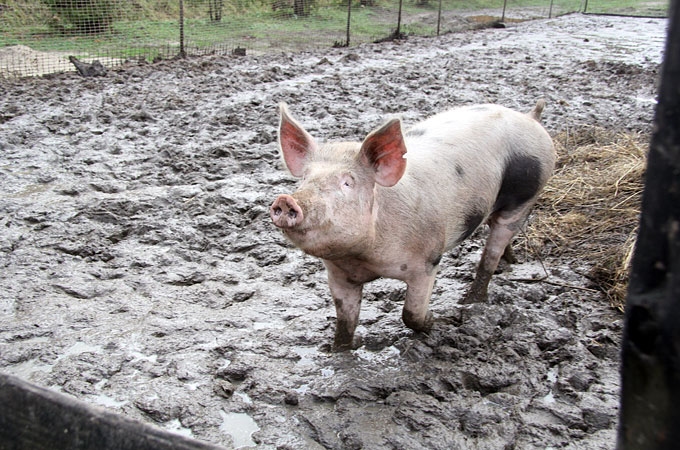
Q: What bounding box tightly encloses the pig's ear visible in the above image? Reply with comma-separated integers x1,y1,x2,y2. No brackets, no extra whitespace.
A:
359,118,407,187
279,103,318,177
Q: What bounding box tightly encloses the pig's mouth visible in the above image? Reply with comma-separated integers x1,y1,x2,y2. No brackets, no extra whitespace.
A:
271,193,354,260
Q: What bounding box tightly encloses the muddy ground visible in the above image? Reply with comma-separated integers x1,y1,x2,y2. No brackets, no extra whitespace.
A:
0,13,668,450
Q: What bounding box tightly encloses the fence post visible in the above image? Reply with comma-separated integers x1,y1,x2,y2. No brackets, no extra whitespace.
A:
345,0,351,46
179,0,186,58
0,373,225,450
437,0,443,35
396,0,403,36
617,0,680,448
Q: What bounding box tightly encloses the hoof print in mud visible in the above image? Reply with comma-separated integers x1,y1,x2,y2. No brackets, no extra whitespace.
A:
284,391,299,406
215,380,236,398
216,363,251,383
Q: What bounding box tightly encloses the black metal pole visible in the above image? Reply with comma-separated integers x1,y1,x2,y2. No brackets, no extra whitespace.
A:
346,0,351,46
618,0,680,448
396,0,403,37
179,0,186,57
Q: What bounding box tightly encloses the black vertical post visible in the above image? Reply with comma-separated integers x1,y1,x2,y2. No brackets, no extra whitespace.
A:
549,0,554,18
583,0,588,14
179,0,186,58
437,0,442,36
396,0,403,37
501,0,507,22
346,0,351,46
618,1,680,449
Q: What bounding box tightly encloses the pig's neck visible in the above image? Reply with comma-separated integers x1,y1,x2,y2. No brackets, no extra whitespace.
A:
368,186,411,256
370,182,444,269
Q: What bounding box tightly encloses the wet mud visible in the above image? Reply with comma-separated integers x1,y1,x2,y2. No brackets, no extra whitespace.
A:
0,13,667,450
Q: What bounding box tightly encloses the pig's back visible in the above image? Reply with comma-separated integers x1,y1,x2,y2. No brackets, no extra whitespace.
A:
385,104,554,249
402,103,553,186
403,104,551,161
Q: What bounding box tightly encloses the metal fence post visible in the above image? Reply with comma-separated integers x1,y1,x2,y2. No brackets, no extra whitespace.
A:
397,0,403,36
437,0,443,35
179,0,186,58
345,0,351,46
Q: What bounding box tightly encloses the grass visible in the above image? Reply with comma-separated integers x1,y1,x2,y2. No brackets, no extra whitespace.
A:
1,0,669,63
584,0,669,16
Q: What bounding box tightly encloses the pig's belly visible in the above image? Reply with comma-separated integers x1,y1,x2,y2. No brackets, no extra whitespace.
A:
324,256,427,285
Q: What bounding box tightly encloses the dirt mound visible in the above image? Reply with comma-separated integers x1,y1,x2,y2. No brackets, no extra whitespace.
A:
0,44,122,77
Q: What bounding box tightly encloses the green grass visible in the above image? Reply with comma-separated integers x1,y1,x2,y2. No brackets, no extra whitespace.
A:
0,0,670,65
583,0,669,16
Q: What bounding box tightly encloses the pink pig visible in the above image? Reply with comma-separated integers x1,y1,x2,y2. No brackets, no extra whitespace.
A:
271,101,555,351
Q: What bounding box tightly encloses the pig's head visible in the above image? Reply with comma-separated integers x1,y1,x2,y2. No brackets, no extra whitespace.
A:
270,104,407,260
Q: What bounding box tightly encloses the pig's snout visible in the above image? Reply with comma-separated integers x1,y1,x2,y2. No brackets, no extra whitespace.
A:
271,194,304,229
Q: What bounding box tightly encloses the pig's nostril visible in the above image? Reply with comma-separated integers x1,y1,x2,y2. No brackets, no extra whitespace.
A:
271,195,303,228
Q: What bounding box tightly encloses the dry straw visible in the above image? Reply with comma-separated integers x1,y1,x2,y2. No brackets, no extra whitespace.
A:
523,127,648,311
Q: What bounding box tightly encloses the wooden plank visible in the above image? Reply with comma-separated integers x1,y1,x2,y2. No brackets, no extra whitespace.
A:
618,0,680,448
0,373,227,450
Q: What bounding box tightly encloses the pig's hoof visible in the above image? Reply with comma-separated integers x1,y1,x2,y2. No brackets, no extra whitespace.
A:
332,335,362,352
495,258,512,274
460,290,487,304
403,310,434,332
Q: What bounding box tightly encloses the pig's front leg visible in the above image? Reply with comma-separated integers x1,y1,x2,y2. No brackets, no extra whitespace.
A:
324,261,365,351
402,272,436,332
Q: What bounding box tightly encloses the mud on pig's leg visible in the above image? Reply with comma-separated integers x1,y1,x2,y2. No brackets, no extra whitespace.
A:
402,271,436,332
461,208,528,304
325,262,364,352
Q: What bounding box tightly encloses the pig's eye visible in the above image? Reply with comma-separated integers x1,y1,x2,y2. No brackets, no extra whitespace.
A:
341,175,355,190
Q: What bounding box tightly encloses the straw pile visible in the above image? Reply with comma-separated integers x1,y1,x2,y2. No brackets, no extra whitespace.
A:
522,127,648,311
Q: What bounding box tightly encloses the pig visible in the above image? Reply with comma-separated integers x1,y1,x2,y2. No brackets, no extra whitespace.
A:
270,101,555,351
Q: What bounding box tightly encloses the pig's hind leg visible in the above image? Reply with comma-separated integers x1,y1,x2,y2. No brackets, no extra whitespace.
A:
460,206,531,304
462,150,549,304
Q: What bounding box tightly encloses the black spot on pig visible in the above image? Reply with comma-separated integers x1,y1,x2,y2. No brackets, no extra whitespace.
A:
426,253,442,274
493,154,543,213
459,206,486,243
406,128,426,138
400,264,408,271
456,164,465,177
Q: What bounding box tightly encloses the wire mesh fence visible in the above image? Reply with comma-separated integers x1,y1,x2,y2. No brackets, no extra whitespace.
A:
0,0,670,78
